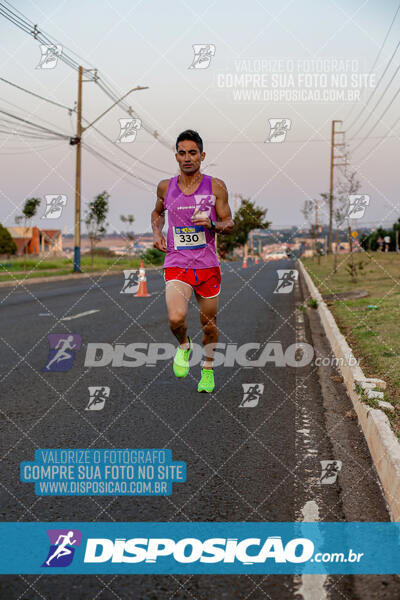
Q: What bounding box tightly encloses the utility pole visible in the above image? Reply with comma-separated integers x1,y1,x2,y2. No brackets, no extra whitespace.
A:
70,66,148,272
315,195,319,263
73,66,83,272
328,120,347,254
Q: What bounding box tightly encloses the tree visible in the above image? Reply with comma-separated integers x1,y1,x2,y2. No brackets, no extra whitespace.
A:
218,199,271,259
15,197,41,270
0,223,17,256
335,167,361,279
141,247,165,266
84,191,110,266
120,214,135,254
302,197,325,263
360,219,399,252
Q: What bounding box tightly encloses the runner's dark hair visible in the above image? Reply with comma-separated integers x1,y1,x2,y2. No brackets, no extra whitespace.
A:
176,130,203,153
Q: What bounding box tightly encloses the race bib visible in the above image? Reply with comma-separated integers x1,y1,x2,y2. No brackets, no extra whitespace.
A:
173,225,206,250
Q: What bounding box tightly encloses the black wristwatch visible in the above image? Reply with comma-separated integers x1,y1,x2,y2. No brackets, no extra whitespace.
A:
210,219,216,231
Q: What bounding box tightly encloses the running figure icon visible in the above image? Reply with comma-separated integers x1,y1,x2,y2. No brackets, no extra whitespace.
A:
45,531,77,566
42,333,82,372
274,270,299,294
45,335,76,370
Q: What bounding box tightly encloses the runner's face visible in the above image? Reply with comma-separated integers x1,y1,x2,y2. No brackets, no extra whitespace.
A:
175,140,205,175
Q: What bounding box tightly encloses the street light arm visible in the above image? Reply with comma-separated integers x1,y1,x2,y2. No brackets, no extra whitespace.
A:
81,86,149,133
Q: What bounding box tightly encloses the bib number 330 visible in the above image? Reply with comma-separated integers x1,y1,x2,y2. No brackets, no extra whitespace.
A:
173,225,206,250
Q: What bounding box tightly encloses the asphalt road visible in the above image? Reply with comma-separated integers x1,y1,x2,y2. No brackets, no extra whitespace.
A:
0,260,399,599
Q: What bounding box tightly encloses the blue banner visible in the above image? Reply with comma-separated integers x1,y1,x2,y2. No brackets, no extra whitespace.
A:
0,522,399,574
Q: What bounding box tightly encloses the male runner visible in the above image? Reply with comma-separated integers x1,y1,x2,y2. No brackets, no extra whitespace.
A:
151,130,233,392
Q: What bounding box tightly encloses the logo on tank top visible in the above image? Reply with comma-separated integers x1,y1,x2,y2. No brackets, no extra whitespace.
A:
193,194,216,218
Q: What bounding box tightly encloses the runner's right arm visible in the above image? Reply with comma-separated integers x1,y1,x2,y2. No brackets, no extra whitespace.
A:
151,180,169,253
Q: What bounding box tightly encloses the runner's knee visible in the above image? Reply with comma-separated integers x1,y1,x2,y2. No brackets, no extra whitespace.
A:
201,317,217,335
169,312,186,330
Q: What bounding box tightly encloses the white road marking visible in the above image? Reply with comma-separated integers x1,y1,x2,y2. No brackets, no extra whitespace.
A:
39,313,51,316
297,500,328,600
302,500,319,521
294,279,328,600
61,309,100,321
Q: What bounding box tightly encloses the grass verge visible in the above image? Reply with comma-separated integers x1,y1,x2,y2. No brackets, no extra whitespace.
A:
0,255,158,282
302,253,400,439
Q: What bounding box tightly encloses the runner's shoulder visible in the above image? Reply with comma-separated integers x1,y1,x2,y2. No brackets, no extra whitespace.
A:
157,178,171,199
211,177,228,197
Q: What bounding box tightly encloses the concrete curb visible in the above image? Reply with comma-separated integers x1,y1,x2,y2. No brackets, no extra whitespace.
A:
298,259,400,522
0,270,120,288
0,266,162,288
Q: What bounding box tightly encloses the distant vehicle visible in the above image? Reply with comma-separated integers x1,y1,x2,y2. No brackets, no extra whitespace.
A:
264,250,287,261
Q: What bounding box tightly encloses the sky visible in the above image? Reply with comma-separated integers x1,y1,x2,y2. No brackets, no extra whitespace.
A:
0,0,399,235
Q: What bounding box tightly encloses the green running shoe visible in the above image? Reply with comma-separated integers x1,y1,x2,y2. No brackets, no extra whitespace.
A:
173,336,192,378
197,368,215,393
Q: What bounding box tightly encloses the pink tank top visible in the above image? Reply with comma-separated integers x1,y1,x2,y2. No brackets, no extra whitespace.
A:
163,173,219,269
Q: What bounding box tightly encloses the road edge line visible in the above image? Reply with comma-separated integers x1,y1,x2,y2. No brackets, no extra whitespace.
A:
298,259,400,522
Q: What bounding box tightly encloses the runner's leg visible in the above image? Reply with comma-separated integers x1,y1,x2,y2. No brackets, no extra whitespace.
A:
196,294,219,367
166,280,193,346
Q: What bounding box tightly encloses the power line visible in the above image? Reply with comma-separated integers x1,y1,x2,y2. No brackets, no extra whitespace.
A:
0,140,65,154
82,117,171,176
0,96,72,135
0,114,64,134
351,85,400,154
0,76,170,174
83,142,156,189
0,4,82,71
347,39,400,137
0,77,74,112
0,108,69,139
355,113,400,162
0,127,60,140
350,60,400,140
205,136,400,143
92,77,174,150
370,2,400,72
0,1,174,149
344,1,400,125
